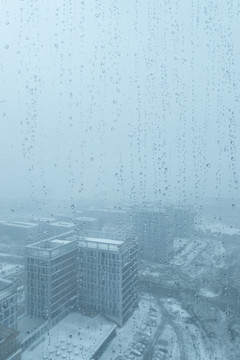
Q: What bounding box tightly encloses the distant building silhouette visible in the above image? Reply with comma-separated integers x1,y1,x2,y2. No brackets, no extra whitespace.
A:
168,205,194,238
134,207,173,264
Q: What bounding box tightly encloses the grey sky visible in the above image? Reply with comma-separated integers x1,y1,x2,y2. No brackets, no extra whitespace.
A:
0,0,240,206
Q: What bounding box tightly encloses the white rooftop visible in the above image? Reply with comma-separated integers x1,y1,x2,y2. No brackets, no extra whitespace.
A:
86,237,124,246
22,313,116,360
51,239,71,245
32,217,57,223
50,222,74,227
76,216,97,222
2,221,38,229
0,263,23,278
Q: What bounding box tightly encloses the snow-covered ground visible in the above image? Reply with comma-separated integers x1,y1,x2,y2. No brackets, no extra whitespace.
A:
161,298,226,360
198,222,240,236
171,236,226,274
171,238,206,267
200,288,218,298
99,294,162,360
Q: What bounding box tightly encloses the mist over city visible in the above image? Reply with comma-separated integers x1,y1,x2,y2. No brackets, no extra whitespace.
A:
0,0,240,360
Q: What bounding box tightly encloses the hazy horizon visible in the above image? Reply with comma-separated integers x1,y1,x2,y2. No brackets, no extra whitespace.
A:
1,0,240,208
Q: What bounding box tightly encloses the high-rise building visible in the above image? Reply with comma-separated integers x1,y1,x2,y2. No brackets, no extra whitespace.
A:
134,208,173,264
75,216,99,235
25,237,77,323
78,237,138,326
0,279,17,329
31,217,57,240
83,208,128,228
47,222,75,237
0,324,21,360
167,205,194,239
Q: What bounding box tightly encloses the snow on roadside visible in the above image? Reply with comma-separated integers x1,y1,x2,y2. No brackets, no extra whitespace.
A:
99,294,162,360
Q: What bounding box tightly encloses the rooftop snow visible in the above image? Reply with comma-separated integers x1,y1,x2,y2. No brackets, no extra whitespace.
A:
22,313,116,360
50,222,74,227
85,237,124,245
75,216,97,222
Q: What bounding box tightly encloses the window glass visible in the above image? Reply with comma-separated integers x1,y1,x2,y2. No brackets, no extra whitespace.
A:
0,1,240,359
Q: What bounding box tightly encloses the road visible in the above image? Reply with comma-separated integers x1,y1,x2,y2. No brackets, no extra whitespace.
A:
141,281,232,359
142,298,187,360
142,317,167,360
141,280,240,316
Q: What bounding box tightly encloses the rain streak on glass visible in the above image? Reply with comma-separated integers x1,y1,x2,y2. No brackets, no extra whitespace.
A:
0,1,239,360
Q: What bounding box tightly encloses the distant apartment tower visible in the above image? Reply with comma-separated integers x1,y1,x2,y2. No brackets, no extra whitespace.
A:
135,208,173,264
25,238,77,323
47,222,75,237
78,237,138,326
0,221,38,255
0,279,17,329
75,216,99,236
31,217,57,241
168,205,194,238
0,325,21,360
83,208,128,228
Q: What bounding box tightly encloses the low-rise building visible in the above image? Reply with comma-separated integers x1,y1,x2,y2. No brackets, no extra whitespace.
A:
0,222,38,255
0,325,21,360
22,312,116,360
0,279,17,329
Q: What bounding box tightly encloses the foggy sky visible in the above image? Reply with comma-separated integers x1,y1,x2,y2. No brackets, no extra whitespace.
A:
0,0,240,207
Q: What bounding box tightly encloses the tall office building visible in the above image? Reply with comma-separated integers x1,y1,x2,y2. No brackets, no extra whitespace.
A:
47,222,75,237
83,208,128,228
78,237,138,326
135,208,173,264
0,279,17,329
0,324,21,360
168,205,194,238
25,237,77,323
75,216,99,236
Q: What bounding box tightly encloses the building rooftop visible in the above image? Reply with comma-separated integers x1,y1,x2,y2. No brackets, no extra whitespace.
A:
25,238,77,259
86,237,124,245
0,279,15,301
22,312,116,360
0,263,23,278
1,221,38,229
50,221,74,227
75,216,97,222
32,217,57,223
87,208,127,214
137,207,166,214
78,236,128,252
